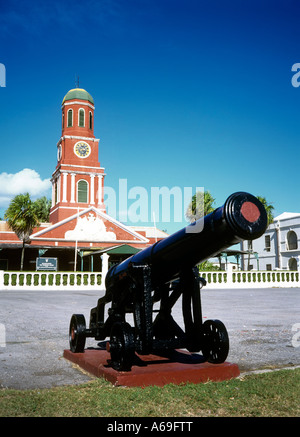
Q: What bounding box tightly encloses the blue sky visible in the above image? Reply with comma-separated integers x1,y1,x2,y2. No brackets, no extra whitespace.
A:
1,0,300,234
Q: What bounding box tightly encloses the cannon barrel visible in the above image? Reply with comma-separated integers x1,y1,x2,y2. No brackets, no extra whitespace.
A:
105,192,268,290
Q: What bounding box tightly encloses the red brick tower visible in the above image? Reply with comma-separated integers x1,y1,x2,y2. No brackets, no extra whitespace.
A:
49,88,105,223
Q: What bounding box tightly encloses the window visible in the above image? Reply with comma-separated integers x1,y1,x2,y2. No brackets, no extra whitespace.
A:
247,240,253,251
67,109,73,127
78,180,88,203
89,111,93,130
265,235,271,252
78,108,85,127
289,258,298,270
287,231,298,250
266,264,272,271
55,182,58,204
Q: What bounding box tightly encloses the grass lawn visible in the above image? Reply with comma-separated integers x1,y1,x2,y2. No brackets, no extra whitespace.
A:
0,368,299,417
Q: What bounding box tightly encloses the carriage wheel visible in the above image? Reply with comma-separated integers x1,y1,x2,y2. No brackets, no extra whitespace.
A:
201,319,229,364
109,322,135,371
69,314,86,353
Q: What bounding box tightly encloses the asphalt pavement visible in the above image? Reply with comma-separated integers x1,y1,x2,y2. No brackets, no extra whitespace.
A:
0,286,299,389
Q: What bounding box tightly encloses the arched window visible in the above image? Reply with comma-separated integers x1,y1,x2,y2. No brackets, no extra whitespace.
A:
67,109,73,127
89,111,93,130
288,258,298,271
287,231,298,250
78,108,85,127
77,180,88,203
55,182,58,204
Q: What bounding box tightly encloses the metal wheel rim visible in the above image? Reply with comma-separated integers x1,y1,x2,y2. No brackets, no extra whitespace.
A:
201,319,229,364
110,322,135,371
69,314,86,353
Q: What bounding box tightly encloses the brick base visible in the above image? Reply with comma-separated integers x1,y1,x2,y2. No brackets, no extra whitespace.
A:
64,347,240,387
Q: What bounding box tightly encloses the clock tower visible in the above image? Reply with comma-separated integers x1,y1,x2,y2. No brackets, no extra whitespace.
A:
49,88,105,223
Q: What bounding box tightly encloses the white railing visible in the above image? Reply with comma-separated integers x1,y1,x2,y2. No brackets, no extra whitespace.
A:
0,269,299,291
0,270,103,291
200,270,300,288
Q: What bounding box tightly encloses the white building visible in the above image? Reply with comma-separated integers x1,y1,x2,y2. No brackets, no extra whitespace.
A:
240,212,300,271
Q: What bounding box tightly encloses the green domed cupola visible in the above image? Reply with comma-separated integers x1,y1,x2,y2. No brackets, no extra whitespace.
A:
62,88,94,105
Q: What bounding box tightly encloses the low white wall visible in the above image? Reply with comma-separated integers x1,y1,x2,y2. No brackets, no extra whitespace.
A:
0,268,299,291
0,270,103,291
200,269,300,288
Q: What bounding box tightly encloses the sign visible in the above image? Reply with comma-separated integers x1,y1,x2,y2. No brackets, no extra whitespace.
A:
36,257,58,271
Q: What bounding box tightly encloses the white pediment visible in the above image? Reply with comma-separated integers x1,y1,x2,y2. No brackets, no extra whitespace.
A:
30,206,149,243
65,213,117,241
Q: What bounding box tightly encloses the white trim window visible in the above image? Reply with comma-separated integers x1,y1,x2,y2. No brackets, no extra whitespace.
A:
67,109,73,127
77,179,89,203
78,108,85,127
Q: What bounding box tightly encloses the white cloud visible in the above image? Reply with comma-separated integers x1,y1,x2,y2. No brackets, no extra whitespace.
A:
0,169,51,207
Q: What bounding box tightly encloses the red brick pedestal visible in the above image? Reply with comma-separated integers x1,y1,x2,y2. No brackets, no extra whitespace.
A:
64,347,240,387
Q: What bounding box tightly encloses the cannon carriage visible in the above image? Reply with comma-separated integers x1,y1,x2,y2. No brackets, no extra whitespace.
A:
69,192,267,371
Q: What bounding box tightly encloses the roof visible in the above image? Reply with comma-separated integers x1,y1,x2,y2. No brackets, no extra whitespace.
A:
218,250,253,256
81,244,141,257
128,226,169,239
274,212,300,221
62,88,94,105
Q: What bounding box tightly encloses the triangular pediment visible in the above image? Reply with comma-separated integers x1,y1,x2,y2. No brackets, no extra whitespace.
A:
30,207,149,244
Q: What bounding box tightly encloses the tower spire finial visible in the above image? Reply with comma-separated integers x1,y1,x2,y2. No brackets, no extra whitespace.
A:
75,75,79,88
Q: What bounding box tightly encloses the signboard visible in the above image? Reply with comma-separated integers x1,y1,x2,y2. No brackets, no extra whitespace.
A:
36,257,58,271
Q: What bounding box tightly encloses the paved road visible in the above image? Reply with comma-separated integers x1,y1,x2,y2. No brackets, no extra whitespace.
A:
0,287,299,389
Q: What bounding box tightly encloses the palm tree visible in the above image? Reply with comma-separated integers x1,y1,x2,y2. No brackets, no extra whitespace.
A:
186,190,216,222
33,196,51,222
257,196,274,225
4,193,40,271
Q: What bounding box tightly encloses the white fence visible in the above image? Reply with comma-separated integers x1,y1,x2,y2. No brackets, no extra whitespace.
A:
0,270,103,291
200,270,300,288
0,269,299,291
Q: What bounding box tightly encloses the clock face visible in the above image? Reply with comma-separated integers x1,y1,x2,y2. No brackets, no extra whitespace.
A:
57,145,62,161
74,141,91,158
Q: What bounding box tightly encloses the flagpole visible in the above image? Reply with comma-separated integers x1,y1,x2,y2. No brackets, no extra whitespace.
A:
153,211,157,243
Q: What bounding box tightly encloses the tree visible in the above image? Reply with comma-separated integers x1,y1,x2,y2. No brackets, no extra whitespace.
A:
33,196,51,222
257,196,274,226
4,193,40,271
198,260,220,271
186,190,216,223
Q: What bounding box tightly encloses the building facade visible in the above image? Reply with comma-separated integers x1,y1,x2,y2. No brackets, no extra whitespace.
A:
0,88,167,272
240,212,300,271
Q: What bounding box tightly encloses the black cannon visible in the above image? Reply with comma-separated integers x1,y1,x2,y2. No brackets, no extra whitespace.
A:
69,192,267,371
